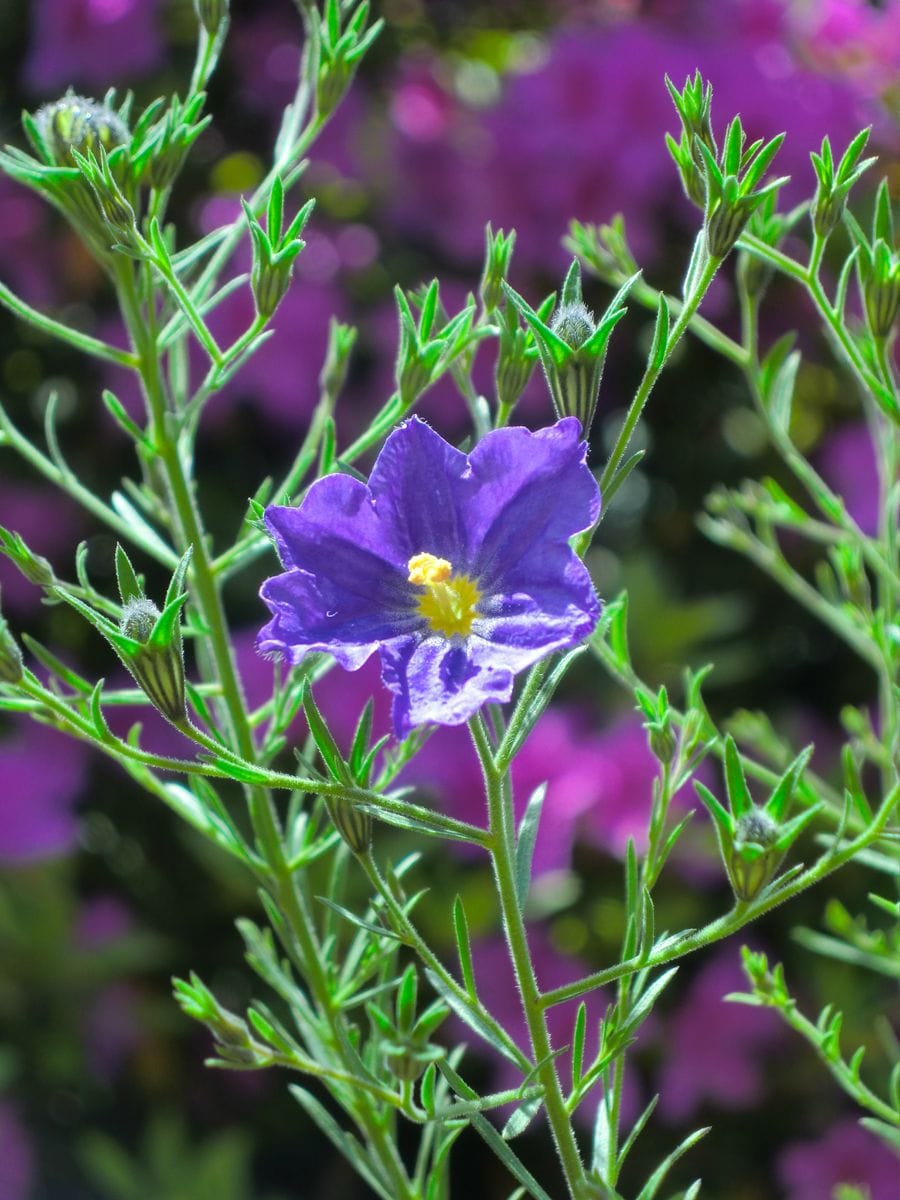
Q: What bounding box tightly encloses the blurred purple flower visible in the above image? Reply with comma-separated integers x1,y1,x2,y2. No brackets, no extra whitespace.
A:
0,718,88,863
258,417,601,734
792,0,900,97
0,1102,33,1200
383,20,876,276
24,0,164,91
460,926,641,1126
405,706,616,876
75,897,141,1081
778,1117,900,1200
0,483,81,614
75,894,132,947
580,715,702,859
817,423,880,537
657,947,783,1121
0,177,59,305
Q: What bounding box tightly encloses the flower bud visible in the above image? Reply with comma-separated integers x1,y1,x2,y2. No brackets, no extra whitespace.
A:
647,721,677,766
35,94,129,167
0,527,56,588
120,597,187,724
382,1041,442,1084
863,243,900,338
706,190,754,259
546,301,604,432
729,809,781,902
480,226,515,313
0,602,24,685
324,793,372,855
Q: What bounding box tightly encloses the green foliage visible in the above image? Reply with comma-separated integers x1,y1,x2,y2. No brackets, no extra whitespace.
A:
0,21,897,1200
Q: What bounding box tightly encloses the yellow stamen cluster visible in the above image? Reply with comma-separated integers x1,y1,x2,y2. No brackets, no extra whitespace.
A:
407,552,481,638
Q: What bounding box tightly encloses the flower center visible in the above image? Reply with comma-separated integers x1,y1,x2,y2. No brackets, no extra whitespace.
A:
407,552,481,638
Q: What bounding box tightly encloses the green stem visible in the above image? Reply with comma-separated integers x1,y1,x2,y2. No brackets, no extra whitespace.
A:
357,852,532,1072
540,784,898,1009
470,714,591,1200
0,283,138,366
599,250,723,497
0,400,178,569
737,233,895,416
114,259,250,751
771,999,900,1126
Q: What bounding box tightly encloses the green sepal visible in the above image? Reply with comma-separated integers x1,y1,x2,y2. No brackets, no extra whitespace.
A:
773,802,823,854
147,591,188,651
694,780,733,840
764,743,813,821
723,734,753,818
114,544,144,605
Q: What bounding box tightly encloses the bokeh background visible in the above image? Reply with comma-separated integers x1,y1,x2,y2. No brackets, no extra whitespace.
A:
0,1,898,1197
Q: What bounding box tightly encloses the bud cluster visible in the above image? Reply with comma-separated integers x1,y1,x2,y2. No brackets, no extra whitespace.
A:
367,965,447,1084
665,75,789,259
810,129,876,240
393,282,481,410
695,735,820,902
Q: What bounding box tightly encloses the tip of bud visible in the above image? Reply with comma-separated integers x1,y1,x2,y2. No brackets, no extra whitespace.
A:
120,597,160,643
550,301,595,350
735,809,778,849
35,95,129,167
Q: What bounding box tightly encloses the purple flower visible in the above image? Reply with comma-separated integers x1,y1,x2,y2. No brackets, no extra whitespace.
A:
778,1117,900,1200
0,1103,33,1200
24,0,164,91
657,947,783,1121
0,482,81,614
817,423,880,537
402,706,609,875
580,715,714,871
257,417,601,734
0,718,88,863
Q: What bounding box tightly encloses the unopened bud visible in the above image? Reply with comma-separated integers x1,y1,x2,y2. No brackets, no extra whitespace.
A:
729,808,781,902
864,265,900,339
35,94,129,167
707,194,753,259
325,794,372,855
120,597,187,724
551,301,595,349
546,301,603,433
647,721,677,766
0,611,23,684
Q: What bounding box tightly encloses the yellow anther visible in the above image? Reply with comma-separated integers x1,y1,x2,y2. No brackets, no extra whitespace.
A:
407,552,481,638
407,552,453,586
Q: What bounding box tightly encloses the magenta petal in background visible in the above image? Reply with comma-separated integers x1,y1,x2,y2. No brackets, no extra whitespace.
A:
0,720,88,863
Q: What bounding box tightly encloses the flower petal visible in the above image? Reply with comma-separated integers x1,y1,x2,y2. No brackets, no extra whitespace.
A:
465,418,600,590
368,417,470,563
472,558,600,672
258,476,418,668
381,636,514,735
